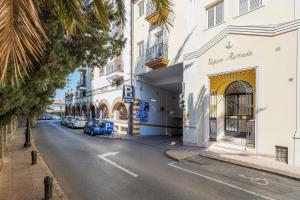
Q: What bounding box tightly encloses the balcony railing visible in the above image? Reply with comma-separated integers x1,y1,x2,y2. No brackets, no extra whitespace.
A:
145,43,169,68
145,2,169,25
146,2,156,18
106,60,124,76
76,79,86,90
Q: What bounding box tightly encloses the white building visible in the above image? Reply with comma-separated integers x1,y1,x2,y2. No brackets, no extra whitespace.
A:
131,0,188,136
65,0,300,166
182,0,300,166
65,0,132,134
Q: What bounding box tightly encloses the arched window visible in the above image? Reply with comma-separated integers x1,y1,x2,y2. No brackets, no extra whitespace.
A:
99,104,109,119
113,103,128,120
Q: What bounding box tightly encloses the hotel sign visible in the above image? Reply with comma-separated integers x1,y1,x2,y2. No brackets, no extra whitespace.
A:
208,50,253,66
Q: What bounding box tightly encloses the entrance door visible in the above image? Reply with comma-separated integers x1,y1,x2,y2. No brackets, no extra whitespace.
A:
225,81,254,138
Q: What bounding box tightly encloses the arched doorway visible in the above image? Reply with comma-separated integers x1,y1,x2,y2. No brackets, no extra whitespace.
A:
82,104,88,118
76,104,81,116
99,104,109,119
90,104,96,119
224,81,254,138
71,105,76,116
113,102,128,120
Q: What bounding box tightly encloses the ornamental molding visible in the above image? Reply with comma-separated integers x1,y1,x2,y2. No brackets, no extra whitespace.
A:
183,19,300,61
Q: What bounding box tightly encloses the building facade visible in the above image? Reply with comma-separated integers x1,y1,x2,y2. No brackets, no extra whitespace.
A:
182,0,300,166
65,0,300,166
131,0,187,136
65,0,132,134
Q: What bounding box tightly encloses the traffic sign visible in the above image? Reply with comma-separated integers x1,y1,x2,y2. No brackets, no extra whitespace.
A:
123,85,135,103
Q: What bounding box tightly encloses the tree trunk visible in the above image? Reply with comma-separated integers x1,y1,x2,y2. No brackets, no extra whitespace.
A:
24,118,32,148
0,127,4,160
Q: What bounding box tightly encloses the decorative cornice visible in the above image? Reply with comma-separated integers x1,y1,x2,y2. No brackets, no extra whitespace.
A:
183,19,300,61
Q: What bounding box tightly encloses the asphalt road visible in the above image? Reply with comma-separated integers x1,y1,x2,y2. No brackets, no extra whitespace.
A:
33,121,300,200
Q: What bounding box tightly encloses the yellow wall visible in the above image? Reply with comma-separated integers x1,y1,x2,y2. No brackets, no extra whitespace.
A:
210,69,256,95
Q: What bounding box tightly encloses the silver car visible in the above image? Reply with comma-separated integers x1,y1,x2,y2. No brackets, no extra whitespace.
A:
68,117,87,129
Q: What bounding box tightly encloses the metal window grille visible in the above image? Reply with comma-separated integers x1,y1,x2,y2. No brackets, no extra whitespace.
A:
250,0,262,10
239,0,248,15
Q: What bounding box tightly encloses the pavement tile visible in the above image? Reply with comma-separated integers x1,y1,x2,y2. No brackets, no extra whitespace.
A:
0,124,67,200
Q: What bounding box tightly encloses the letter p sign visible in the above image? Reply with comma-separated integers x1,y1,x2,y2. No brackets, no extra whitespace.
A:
123,85,135,103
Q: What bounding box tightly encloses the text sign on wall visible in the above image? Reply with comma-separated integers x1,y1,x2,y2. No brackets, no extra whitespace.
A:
122,85,135,103
208,50,253,66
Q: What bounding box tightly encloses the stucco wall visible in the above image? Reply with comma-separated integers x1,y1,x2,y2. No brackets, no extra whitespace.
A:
183,30,298,164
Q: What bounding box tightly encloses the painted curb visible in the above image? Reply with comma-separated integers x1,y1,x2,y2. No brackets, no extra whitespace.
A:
196,153,300,181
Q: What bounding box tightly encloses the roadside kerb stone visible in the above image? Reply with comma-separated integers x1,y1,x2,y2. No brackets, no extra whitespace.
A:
166,149,300,181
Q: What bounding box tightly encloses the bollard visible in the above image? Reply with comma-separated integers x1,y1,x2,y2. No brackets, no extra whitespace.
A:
31,150,37,165
44,176,53,200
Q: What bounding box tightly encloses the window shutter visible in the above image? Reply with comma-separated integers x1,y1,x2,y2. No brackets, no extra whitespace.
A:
216,2,224,25
207,7,215,28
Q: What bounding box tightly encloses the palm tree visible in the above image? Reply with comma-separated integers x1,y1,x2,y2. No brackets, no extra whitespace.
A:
0,0,173,86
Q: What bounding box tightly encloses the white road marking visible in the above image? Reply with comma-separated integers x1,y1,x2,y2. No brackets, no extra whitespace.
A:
168,162,276,200
239,174,269,186
98,152,138,178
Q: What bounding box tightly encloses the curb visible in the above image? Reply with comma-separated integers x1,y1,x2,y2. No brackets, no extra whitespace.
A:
197,153,300,181
164,149,199,162
165,149,300,181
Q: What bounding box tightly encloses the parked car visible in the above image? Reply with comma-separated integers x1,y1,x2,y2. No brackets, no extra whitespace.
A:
61,116,72,126
68,117,87,129
83,119,114,136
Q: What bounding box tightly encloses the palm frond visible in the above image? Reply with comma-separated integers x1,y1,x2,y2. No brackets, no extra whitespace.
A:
114,0,126,25
0,0,46,86
150,0,174,29
54,0,86,35
92,0,110,31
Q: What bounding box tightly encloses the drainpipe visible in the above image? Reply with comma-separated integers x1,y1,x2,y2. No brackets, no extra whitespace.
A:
294,29,300,166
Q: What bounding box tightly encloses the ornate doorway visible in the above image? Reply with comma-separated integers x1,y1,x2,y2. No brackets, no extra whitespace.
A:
224,81,254,138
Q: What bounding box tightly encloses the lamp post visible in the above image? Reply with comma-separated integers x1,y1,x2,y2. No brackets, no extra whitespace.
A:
24,118,32,148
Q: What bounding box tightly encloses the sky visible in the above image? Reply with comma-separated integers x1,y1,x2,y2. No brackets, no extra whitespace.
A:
55,70,80,100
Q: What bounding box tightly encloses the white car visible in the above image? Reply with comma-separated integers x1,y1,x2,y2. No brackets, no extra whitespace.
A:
68,117,87,129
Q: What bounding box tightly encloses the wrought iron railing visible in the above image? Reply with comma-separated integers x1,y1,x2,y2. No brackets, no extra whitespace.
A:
106,60,124,76
76,79,86,88
145,43,168,63
146,2,156,17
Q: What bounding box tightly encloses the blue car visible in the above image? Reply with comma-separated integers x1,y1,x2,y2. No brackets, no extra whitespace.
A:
83,119,114,136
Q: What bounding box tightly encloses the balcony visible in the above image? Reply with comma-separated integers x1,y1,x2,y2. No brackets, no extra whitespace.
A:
145,2,169,25
106,59,124,80
145,43,169,69
76,80,87,91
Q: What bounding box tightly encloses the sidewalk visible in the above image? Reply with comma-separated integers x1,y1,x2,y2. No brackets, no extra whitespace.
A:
0,125,66,200
166,147,300,180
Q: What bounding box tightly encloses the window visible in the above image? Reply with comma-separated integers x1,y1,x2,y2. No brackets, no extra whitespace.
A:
137,41,144,57
239,0,262,15
207,1,224,28
138,1,144,17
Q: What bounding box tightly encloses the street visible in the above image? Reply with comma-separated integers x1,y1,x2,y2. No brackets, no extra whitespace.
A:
33,121,300,200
